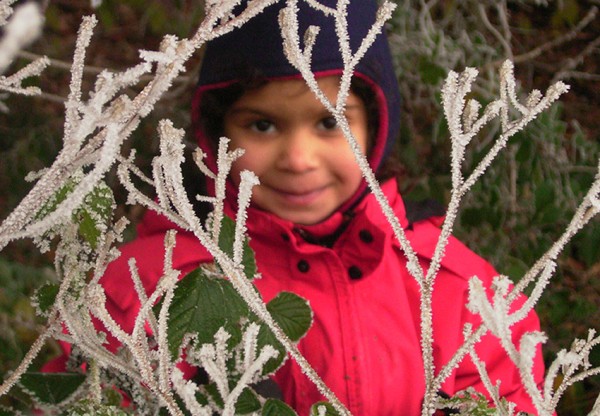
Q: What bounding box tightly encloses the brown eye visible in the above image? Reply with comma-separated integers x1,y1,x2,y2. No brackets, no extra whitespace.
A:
318,116,338,131
251,119,275,133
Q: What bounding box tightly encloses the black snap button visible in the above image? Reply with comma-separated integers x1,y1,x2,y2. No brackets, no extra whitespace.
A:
281,233,290,242
297,260,310,273
359,229,373,243
348,266,363,279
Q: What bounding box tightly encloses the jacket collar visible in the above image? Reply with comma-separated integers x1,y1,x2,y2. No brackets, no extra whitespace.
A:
241,179,408,247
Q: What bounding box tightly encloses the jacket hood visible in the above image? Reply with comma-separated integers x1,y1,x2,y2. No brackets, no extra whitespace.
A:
191,0,400,215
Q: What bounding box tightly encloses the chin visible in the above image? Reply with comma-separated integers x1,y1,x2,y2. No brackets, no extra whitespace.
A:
280,211,331,226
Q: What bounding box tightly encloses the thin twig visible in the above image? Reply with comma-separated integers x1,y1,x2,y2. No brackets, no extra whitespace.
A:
0,317,58,397
487,6,598,69
18,49,193,84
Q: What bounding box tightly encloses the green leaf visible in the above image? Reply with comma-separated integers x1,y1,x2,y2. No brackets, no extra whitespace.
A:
203,382,224,408
77,184,114,249
255,292,313,374
235,387,261,414
262,398,298,416
66,399,130,416
256,326,285,375
218,216,257,279
77,209,101,248
267,292,312,342
34,283,59,314
103,386,124,407
33,177,114,249
310,402,341,416
436,390,518,416
167,267,249,358
0,406,16,416
19,372,85,405
35,180,76,221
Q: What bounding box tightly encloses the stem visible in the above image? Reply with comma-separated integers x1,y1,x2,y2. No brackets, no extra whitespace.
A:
0,317,57,397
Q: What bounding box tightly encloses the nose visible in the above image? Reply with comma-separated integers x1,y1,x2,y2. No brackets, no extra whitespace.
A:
276,129,318,173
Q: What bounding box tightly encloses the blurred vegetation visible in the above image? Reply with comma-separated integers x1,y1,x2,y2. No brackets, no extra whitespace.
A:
0,0,598,414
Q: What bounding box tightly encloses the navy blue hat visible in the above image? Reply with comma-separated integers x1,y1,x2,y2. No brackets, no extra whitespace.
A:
195,0,400,177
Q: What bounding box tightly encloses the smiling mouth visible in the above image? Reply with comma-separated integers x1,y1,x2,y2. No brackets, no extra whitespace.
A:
268,185,327,206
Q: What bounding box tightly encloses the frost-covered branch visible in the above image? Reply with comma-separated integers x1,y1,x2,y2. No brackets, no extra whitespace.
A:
1,1,599,415
189,325,279,416
277,3,595,414
120,114,351,414
0,0,278,250
0,2,44,74
468,275,600,415
0,2,48,111
468,346,516,415
545,330,600,411
279,0,425,288
0,318,60,397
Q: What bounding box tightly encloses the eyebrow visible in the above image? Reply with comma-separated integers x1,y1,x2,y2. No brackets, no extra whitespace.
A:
225,107,273,121
227,104,363,116
343,104,364,112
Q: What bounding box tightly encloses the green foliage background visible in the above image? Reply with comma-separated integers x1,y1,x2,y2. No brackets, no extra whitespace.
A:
0,0,598,414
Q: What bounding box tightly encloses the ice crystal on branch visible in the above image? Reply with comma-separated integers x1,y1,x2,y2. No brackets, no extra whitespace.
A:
0,1,599,415
0,2,48,110
279,4,597,412
188,325,279,416
0,2,43,73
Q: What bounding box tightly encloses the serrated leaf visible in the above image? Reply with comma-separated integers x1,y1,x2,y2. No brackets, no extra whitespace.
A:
35,180,76,221
203,382,224,408
254,292,313,374
77,209,102,249
235,387,261,414
77,184,114,249
34,283,59,314
256,326,285,375
20,372,85,405
262,398,297,416
267,292,312,342
67,399,130,416
218,215,257,279
34,178,113,249
310,401,341,416
167,267,249,358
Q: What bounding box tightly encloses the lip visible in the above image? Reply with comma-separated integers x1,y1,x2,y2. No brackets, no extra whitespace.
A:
268,185,328,206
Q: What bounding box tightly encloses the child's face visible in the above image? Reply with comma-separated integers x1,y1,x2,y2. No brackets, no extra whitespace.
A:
224,76,369,225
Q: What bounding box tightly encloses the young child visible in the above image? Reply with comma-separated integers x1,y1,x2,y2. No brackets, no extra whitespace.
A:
65,1,545,414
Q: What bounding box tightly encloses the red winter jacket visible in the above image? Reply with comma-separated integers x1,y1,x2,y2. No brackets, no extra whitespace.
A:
42,2,546,413
69,178,543,415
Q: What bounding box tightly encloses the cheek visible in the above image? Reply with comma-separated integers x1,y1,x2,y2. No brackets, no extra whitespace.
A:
334,145,365,185
229,144,267,183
